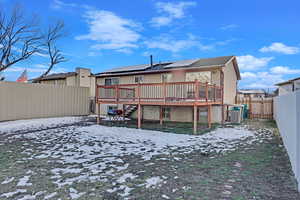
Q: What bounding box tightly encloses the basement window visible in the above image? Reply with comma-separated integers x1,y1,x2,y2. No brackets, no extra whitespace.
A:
108,105,118,112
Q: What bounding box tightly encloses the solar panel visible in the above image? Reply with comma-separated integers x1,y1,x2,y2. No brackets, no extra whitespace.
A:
103,64,150,73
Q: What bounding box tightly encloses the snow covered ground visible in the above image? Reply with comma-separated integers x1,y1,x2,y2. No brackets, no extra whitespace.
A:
0,117,264,199
0,116,83,134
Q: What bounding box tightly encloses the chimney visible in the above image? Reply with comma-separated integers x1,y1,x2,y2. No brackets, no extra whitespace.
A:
150,55,153,68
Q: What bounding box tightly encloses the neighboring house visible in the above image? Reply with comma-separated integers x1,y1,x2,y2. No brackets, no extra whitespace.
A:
276,77,300,96
237,89,267,98
31,67,96,97
31,67,96,112
95,56,241,133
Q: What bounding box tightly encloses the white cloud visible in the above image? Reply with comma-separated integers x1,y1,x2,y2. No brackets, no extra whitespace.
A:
6,66,45,73
144,34,212,53
150,1,196,27
259,42,299,54
34,52,48,58
237,55,273,70
116,48,133,54
51,0,78,10
241,72,256,79
87,52,97,57
33,64,48,69
220,24,238,31
239,71,284,89
5,64,67,75
75,9,141,52
270,66,300,74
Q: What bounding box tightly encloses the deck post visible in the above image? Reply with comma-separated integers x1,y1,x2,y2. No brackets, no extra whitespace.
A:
160,106,163,125
193,105,197,134
97,103,101,124
138,104,142,129
122,104,125,120
208,105,212,129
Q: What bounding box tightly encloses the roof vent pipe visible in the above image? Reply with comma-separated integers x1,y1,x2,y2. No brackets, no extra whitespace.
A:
150,55,153,68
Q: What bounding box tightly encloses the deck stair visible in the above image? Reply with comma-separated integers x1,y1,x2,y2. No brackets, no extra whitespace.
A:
124,105,137,117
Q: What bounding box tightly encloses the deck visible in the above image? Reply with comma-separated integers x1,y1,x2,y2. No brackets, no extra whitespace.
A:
96,80,224,133
96,81,223,106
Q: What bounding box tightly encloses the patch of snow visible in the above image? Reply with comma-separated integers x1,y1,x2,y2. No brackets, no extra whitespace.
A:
17,176,32,186
0,116,83,134
69,188,85,199
144,176,163,188
0,189,27,198
119,185,133,197
162,194,170,199
1,177,14,184
44,192,57,200
2,117,261,190
116,173,137,184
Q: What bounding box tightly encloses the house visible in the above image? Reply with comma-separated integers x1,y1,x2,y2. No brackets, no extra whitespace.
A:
31,67,96,112
275,77,300,95
95,55,241,133
31,67,95,95
237,89,267,98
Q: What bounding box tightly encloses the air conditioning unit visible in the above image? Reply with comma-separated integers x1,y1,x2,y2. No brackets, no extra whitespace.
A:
228,110,242,123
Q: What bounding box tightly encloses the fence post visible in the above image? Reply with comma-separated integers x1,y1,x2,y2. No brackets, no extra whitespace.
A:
296,92,300,192
249,96,252,119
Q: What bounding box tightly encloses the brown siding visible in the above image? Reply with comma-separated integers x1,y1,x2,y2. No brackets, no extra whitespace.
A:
223,61,237,104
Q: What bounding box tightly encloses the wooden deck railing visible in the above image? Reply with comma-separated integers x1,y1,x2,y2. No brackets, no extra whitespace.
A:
96,80,223,105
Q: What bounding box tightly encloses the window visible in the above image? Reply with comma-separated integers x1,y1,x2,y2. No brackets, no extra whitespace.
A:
185,71,211,83
162,73,172,82
134,76,144,83
294,80,300,91
105,77,119,85
162,107,171,120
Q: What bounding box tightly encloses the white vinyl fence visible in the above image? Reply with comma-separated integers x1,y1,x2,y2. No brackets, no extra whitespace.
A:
274,90,300,191
0,81,89,122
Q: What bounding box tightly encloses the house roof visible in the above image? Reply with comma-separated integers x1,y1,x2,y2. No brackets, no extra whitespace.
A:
31,72,77,81
275,77,300,86
238,89,266,94
96,56,240,79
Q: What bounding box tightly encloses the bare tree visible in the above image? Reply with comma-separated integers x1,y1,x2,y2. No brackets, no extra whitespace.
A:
37,20,67,79
0,5,42,72
0,71,4,81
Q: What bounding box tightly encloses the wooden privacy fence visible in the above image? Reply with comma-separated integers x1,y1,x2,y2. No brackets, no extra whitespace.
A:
236,96,273,119
0,81,89,122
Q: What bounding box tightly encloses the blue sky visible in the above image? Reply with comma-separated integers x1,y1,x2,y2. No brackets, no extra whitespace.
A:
1,0,300,90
